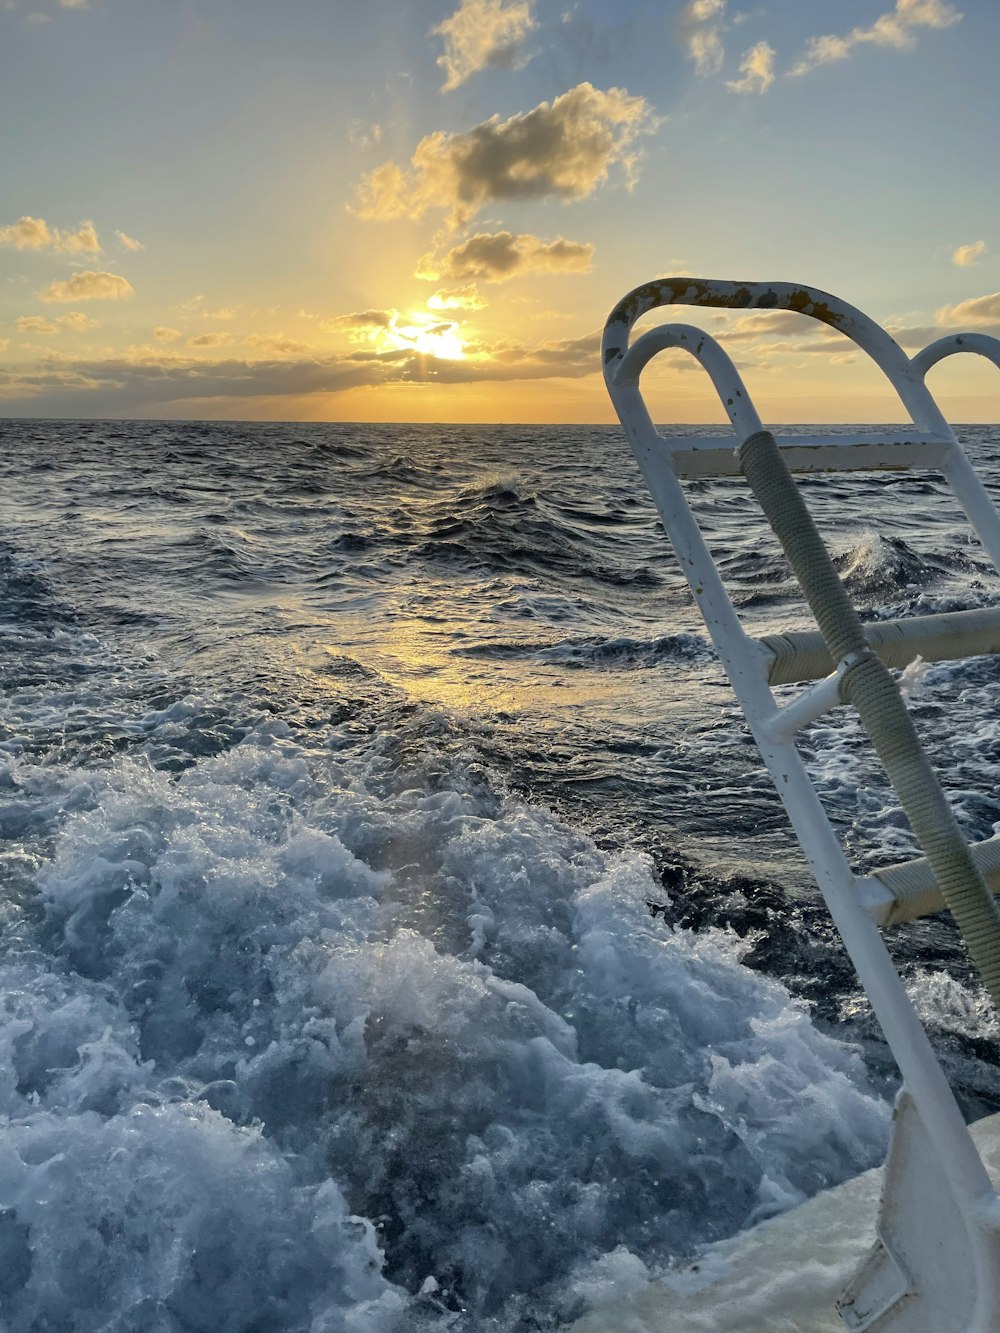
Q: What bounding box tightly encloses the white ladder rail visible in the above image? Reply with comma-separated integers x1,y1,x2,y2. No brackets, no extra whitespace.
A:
608,337,994,1207
663,434,952,478
603,278,1000,1332
913,334,1000,571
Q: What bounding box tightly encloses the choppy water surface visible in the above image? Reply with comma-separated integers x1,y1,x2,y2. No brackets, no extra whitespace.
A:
2,419,999,1331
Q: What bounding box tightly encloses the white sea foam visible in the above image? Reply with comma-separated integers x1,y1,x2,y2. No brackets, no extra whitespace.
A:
797,646,1000,867
1,713,892,1329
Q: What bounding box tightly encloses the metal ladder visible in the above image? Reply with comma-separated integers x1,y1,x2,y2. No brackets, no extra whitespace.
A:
602,279,1000,1332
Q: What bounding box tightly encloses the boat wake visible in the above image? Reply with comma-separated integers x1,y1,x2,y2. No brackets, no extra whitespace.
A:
3,690,888,1330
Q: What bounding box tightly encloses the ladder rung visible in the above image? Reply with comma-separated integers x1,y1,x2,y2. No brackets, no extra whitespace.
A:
759,607,1000,686
870,836,1000,927
663,432,951,479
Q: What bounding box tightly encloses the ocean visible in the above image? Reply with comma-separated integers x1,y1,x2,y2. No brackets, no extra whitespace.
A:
1,418,999,1331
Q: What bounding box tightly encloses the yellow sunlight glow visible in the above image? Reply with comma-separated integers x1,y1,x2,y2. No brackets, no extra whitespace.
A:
382,314,466,360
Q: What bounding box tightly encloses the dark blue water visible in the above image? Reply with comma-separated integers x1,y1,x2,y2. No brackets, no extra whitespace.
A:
1,419,998,1331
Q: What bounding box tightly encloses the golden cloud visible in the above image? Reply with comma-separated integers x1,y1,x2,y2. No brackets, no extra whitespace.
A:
936,292,1000,328
0,217,54,250
0,215,100,254
58,310,99,331
354,82,656,228
242,334,311,354
154,327,182,342
115,230,144,252
884,323,945,348
18,316,59,335
40,270,134,302
706,310,829,343
679,0,727,76
322,309,399,338
17,311,99,334
433,0,536,91
427,284,489,311
790,0,962,76
726,40,775,93
952,240,988,268
58,221,100,255
188,331,233,347
417,231,594,283
0,329,605,411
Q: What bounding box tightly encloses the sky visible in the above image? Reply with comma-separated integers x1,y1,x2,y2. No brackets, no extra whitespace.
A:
1,0,998,424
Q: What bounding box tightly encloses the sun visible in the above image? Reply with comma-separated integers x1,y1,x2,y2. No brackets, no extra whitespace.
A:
381,314,466,361
409,322,466,359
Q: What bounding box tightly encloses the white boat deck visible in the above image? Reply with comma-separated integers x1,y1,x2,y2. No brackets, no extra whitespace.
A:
567,1110,1000,1333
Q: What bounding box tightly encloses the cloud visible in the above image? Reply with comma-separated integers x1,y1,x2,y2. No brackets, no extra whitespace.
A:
354,82,657,228
154,327,182,342
885,323,946,349
730,304,1000,352
0,328,608,413
708,310,827,342
0,215,100,254
679,0,727,76
188,331,233,347
952,240,988,268
322,309,398,335
936,292,1000,329
433,0,536,91
348,120,383,149
0,354,383,409
242,333,311,354
203,307,237,320
790,0,962,76
426,284,489,311
7,0,91,10
885,303,1000,347
0,340,7,353
40,270,133,303
57,310,99,330
17,311,99,335
417,231,594,283
0,217,52,250
58,221,100,255
726,40,775,93
17,316,59,335
479,329,598,375
115,230,144,252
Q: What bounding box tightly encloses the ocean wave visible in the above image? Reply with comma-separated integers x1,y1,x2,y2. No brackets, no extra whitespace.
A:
392,476,663,589
457,632,713,669
833,532,942,600
6,420,1000,1329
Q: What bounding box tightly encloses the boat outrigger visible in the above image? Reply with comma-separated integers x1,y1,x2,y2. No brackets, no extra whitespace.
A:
574,279,1000,1332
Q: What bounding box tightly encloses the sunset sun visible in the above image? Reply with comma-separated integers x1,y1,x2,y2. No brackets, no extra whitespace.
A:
385,315,467,360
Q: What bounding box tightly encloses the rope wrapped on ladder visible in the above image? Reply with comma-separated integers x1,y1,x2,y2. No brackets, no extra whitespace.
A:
761,607,1000,686
738,428,1000,1009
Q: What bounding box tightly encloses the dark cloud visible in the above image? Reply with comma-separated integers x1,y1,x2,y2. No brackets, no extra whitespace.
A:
326,309,397,330
418,231,593,283
354,82,656,228
0,332,604,415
